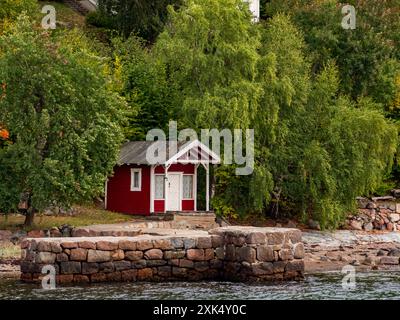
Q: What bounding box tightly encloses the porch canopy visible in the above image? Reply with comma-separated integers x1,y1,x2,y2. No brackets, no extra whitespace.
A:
118,140,221,211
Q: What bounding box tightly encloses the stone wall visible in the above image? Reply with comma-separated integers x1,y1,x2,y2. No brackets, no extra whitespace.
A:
20,227,304,284
347,196,400,231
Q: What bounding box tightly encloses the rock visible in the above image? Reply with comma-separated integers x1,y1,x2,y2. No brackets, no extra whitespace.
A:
153,239,173,250
245,232,266,244
27,230,45,238
387,223,394,231
366,202,377,209
192,261,208,272
388,249,400,257
279,249,293,261
82,262,99,274
363,256,375,265
286,220,297,228
121,269,137,281
356,197,369,209
179,259,194,268
144,249,163,260
114,260,131,271
196,237,212,249
96,241,118,251
137,268,153,280
60,261,81,274
377,249,387,256
37,241,52,252
391,189,400,198
285,260,304,273
266,232,285,245
10,230,27,244
125,251,143,261
163,250,185,260
183,238,196,249
187,249,204,261
61,241,78,249
308,219,321,230
79,241,96,250
211,235,223,247
363,222,373,231
118,240,136,251
389,213,400,222
90,273,107,283
236,247,256,263
50,227,62,237
70,248,87,261
379,256,399,265
204,248,214,260
293,243,305,259
349,220,363,230
87,250,111,263
35,252,56,264
272,261,286,273
136,240,153,251
225,244,236,261
99,262,114,273
111,249,125,261
56,253,69,262
257,245,274,262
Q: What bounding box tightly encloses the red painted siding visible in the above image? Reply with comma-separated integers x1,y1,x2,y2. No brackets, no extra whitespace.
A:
182,200,195,211
106,165,150,215
154,200,165,213
155,164,195,174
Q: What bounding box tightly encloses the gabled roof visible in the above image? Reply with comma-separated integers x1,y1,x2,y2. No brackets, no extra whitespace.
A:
118,140,221,165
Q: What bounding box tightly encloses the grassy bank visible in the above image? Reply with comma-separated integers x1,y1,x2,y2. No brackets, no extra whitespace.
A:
0,205,138,232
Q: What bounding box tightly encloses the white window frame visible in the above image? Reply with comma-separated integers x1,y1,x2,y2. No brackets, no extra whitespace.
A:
130,168,142,191
182,174,194,200
154,174,165,200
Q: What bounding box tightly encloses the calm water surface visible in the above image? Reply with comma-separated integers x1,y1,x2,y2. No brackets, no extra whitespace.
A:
1,272,400,300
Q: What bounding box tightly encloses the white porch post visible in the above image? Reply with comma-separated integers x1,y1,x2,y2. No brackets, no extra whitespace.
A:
194,164,199,211
150,165,155,213
164,164,170,213
206,163,210,212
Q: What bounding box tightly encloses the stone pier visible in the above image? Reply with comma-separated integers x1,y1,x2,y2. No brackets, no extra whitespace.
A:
20,226,305,284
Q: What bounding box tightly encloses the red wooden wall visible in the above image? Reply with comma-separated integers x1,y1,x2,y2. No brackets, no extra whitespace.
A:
106,165,151,215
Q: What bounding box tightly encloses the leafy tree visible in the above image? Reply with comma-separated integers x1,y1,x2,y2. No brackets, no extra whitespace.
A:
0,16,126,226
91,0,182,42
111,36,174,140
265,0,400,107
259,15,398,228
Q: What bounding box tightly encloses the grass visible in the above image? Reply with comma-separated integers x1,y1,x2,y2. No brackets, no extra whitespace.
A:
0,205,140,232
0,242,21,260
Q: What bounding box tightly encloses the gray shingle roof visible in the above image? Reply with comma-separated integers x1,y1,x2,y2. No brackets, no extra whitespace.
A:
118,141,187,165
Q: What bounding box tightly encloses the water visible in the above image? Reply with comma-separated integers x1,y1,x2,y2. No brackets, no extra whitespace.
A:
1,272,400,300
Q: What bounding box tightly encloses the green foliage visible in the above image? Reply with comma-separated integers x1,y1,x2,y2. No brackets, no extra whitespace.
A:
93,0,182,42
111,36,174,140
0,16,126,220
0,0,37,20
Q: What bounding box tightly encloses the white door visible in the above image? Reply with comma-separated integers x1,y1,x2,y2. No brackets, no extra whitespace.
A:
166,173,181,211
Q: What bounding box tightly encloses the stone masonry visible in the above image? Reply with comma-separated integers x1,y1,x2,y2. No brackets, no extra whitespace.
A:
20,226,304,284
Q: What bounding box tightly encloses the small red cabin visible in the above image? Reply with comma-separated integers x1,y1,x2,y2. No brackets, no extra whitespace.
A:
105,140,221,215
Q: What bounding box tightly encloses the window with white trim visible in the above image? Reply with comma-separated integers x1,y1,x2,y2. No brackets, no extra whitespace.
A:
183,175,194,199
154,174,165,199
130,168,142,191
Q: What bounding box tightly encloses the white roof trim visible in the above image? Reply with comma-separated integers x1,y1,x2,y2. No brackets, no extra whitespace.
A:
165,140,221,166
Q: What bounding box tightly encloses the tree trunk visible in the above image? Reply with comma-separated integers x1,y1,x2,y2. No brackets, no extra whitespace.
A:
24,207,35,227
